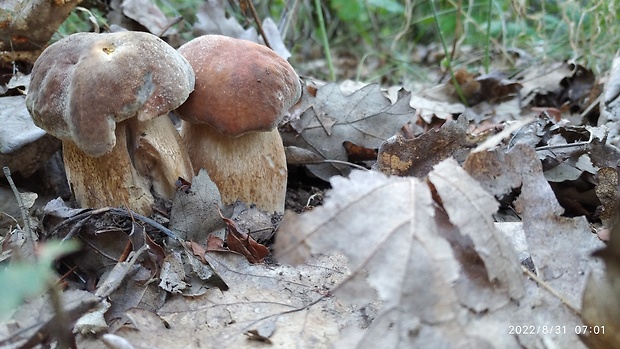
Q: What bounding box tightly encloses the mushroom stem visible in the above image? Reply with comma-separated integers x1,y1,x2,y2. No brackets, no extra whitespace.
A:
181,121,287,213
130,116,194,200
63,117,193,215
63,121,150,213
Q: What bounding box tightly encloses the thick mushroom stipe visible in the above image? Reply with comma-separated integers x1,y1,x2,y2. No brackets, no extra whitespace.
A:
182,123,287,213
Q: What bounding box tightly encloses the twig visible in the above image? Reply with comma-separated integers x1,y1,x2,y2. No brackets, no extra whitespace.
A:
521,265,581,316
3,166,36,257
429,0,468,106
535,130,593,151
52,206,181,242
483,0,493,73
47,282,73,349
157,16,183,37
95,244,149,298
299,159,369,171
244,0,271,49
113,208,181,241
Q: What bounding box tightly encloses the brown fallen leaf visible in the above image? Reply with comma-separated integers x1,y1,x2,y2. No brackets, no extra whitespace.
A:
464,144,604,308
275,166,527,347
374,116,472,177
220,210,269,264
76,253,356,348
343,140,378,162
594,167,618,233
281,82,414,180
189,240,208,263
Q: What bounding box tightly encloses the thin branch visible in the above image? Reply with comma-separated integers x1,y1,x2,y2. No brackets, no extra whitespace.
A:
3,166,36,257
244,0,271,49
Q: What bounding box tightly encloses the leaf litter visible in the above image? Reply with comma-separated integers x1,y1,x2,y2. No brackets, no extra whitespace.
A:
2,2,620,347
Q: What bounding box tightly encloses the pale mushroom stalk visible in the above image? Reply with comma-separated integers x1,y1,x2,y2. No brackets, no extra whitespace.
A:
175,35,301,213
182,123,287,212
26,31,195,215
63,116,193,213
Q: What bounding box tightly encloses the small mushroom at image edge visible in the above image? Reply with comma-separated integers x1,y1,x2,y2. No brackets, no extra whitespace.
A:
175,35,302,213
26,31,195,215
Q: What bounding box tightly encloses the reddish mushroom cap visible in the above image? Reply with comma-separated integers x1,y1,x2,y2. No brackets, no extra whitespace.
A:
26,31,195,157
175,35,301,137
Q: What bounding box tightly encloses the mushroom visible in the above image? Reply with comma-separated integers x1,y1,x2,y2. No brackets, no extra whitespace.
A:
175,35,301,213
26,31,195,215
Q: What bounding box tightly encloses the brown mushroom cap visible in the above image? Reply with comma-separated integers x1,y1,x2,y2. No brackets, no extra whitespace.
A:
175,35,301,137
26,31,195,157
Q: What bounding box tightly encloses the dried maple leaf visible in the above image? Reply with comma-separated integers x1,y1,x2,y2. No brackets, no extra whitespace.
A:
206,235,226,252
281,83,414,180
169,169,224,242
429,159,524,300
121,0,178,36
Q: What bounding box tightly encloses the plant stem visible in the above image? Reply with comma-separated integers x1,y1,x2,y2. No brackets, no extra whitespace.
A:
314,0,335,81
3,166,36,258
429,0,468,106
484,0,493,73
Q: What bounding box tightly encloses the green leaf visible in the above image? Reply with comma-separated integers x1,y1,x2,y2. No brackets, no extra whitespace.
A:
0,240,80,317
367,0,404,13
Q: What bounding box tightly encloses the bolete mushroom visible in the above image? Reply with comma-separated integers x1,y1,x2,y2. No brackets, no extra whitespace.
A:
26,31,195,215
175,35,301,213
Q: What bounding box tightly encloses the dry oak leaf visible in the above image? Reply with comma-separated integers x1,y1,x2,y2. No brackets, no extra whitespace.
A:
275,164,527,348
374,116,472,177
192,0,291,59
464,144,604,309
221,211,269,264
428,159,524,301
76,253,356,348
281,83,414,180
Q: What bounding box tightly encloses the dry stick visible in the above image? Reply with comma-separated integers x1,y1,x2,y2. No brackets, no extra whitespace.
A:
52,206,181,242
296,159,369,171
521,266,581,316
534,130,594,151
157,16,183,37
245,0,271,49
3,166,36,256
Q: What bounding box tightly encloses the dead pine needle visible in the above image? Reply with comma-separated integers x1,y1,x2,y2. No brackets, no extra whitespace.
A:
521,265,581,316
